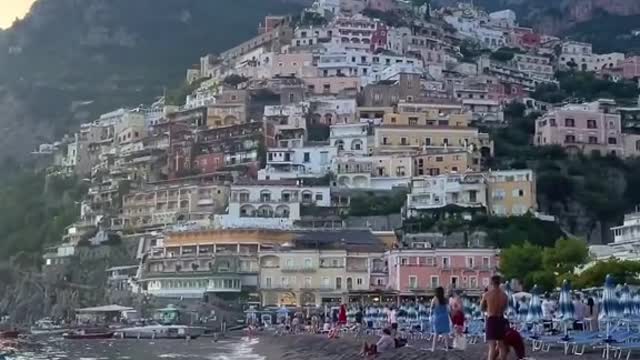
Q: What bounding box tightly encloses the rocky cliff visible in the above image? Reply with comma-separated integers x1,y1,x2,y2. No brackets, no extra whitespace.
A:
0,0,308,161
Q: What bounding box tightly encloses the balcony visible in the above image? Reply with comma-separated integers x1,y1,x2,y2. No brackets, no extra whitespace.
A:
346,265,368,273
281,266,316,273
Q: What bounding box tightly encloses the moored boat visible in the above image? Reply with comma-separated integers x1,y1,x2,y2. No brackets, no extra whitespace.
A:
63,330,114,340
30,319,69,335
114,325,204,339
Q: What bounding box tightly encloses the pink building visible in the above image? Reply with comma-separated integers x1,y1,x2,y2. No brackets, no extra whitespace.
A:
370,23,388,52
621,56,640,80
534,101,624,156
387,249,500,296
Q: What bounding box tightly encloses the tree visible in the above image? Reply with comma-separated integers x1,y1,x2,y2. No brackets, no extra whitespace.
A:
490,49,516,62
223,74,249,87
542,237,588,275
500,242,544,290
573,260,640,289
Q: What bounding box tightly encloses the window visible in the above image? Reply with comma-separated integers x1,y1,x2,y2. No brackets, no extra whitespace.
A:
320,151,328,165
303,152,310,163
608,137,618,145
286,258,294,268
400,257,408,265
315,193,323,201
451,276,459,288
587,119,597,129
466,257,474,268
565,135,576,143
304,258,312,268
443,138,449,146
442,257,450,268
356,278,363,285
409,276,418,289
470,276,478,288
382,137,388,145
588,136,598,144
565,118,575,127
304,277,312,288
281,277,289,287
265,277,272,288
425,138,431,146
321,277,330,288
435,156,443,162
430,276,439,288
401,137,408,145
336,277,342,289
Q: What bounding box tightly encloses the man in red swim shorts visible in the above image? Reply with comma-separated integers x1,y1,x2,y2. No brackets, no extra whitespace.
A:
481,275,508,360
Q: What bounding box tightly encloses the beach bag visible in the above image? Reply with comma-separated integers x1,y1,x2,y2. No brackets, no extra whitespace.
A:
453,334,467,350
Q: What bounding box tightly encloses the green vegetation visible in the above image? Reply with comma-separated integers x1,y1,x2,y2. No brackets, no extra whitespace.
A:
404,213,564,248
532,71,640,105
564,14,640,54
500,237,588,291
0,170,86,261
572,260,640,289
166,77,210,106
489,47,522,62
349,190,408,216
0,0,305,137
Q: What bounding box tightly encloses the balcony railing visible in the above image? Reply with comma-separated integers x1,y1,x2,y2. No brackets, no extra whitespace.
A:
346,265,368,273
281,266,316,273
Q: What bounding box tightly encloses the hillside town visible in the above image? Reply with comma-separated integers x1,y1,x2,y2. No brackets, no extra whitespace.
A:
28,0,640,309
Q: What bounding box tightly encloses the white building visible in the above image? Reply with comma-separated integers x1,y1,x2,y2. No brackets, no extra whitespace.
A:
310,98,358,124
406,173,487,217
217,180,332,229
558,41,625,72
334,153,412,190
185,79,220,109
590,211,640,261
330,122,369,155
258,144,337,180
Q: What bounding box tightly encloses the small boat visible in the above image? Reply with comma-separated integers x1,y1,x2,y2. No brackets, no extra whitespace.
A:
30,319,68,335
0,331,18,339
114,325,204,339
63,330,114,340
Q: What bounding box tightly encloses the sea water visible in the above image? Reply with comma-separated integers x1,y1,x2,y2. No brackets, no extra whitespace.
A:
11,336,264,360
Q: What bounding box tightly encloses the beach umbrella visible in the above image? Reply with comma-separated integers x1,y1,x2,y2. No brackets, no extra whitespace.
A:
463,297,473,319
620,284,633,317
558,280,575,340
347,307,355,324
634,292,640,316
558,280,575,321
600,275,619,322
518,297,529,323
526,285,543,324
504,282,516,319
600,275,620,358
418,303,429,322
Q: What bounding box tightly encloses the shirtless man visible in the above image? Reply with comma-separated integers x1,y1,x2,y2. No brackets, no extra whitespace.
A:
481,275,509,360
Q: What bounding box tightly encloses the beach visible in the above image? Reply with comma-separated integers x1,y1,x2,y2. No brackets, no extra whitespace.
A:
252,333,608,360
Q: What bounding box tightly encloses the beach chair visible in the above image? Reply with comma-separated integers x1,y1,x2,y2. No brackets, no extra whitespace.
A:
466,320,484,344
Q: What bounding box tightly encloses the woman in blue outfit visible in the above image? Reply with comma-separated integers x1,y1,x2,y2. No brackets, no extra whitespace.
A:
430,286,451,352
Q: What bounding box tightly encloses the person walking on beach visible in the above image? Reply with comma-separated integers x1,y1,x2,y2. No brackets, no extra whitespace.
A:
430,286,451,352
481,275,508,360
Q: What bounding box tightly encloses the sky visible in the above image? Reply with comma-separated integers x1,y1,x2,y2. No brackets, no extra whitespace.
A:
0,0,36,29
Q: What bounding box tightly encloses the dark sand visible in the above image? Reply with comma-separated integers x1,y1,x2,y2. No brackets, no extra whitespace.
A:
253,333,609,360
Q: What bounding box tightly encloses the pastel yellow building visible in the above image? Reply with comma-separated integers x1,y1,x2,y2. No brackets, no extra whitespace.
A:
486,169,537,216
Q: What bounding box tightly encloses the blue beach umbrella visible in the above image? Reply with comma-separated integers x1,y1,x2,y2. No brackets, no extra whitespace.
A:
558,280,575,340
463,297,473,319
600,275,619,322
559,280,575,321
518,297,529,323
504,282,516,319
418,303,429,322
634,292,640,316
526,285,543,324
600,275,620,340
620,284,633,317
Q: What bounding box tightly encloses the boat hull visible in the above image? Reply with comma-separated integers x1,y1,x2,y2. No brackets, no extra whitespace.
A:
115,325,204,339
63,332,114,340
